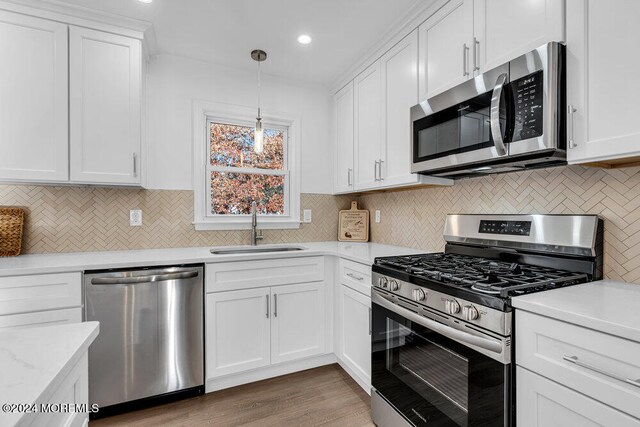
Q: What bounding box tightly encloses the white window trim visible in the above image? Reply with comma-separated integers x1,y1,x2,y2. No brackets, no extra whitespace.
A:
192,100,301,231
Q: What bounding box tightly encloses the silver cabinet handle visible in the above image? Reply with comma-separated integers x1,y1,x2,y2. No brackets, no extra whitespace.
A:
347,168,352,186
346,273,364,281
563,355,640,388
473,37,480,71
266,294,270,318
568,105,578,148
368,307,372,336
463,43,470,76
91,270,199,285
273,294,278,317
378,159,384,180
490,73,508,156
132,152,138,177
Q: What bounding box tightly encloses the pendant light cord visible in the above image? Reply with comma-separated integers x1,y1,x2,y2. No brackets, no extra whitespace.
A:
257,59,261,119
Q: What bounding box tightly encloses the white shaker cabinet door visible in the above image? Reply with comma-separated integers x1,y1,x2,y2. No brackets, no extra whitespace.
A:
380,29,420,188
474,0,565,73
338,284,371,392
270,282,325,364
334,82,355,194
69,26,141,184
566,0,640,164
354,61,383,191
517,367,639,427
206,288,271,379
418,0,473,100
0,10,68,182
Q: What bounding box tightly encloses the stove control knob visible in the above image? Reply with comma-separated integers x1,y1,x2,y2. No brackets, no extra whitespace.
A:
378,277,388,288
412,289,426,302
464,305,480,321
389,280,400,291
446,299,461,315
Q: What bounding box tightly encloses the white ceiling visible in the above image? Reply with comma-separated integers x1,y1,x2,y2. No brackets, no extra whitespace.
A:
45,0,426,86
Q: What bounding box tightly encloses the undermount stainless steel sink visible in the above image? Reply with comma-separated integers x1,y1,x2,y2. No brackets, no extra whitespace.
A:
210,246,306,255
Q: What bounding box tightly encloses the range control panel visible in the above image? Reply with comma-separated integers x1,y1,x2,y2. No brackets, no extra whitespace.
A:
479,220,532,236
510,70,544,142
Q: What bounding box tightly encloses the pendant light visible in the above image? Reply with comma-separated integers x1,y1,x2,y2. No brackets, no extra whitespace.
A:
251,49,267,154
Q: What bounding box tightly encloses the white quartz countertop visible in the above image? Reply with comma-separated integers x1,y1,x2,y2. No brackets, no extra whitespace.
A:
512,280,640,342
0,322,99,427
0,242,426,277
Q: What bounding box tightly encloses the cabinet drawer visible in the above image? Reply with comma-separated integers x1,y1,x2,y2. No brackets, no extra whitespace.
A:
517,310,640,419
0,273,82,315
206,257,324,293
339,258,371,295
0,308,82,330
517,366,639,427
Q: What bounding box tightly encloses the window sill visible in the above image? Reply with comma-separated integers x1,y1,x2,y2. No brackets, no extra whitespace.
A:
194,220,301,231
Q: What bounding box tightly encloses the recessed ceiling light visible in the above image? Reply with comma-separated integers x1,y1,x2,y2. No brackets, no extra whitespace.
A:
138,0,153,3
297,35,312,45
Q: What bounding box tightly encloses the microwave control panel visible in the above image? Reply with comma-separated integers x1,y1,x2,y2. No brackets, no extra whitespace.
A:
510,70,544,142
478,220,532,236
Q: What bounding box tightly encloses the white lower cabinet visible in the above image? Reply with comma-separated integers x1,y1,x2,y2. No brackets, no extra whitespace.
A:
337,283,371,393
516,309,640,424
206,288,271,378
517,367,639,427
271,282,325,364
206,281,326,382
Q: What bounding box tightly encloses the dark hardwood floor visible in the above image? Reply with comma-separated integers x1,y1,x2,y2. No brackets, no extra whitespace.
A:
90,364,374,426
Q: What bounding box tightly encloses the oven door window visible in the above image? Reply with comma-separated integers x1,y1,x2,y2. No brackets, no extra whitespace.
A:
413,90,507,163
372,303,509,426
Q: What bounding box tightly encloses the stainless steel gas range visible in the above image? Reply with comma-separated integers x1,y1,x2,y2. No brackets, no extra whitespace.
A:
370,214,603,427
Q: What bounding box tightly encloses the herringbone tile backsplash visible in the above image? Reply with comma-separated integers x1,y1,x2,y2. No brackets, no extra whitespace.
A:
0,187,352,254
358,165,640,283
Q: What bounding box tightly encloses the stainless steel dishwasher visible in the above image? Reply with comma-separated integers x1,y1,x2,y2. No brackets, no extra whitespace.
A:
84,265,204,415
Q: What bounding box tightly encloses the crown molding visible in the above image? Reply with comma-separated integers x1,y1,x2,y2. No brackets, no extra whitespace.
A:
0,0,155,51
329,0,448,94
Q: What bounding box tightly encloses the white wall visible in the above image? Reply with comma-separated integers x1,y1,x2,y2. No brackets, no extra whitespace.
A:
145,54,333,194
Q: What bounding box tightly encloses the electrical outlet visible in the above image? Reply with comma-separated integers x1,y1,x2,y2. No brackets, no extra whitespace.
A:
130,209,142,227
375,210,381,223
303,209,312,223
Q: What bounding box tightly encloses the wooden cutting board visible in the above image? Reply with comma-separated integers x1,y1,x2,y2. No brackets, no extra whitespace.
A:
338,201,369,242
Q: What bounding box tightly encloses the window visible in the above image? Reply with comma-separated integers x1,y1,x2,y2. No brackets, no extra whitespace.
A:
193,102,300,230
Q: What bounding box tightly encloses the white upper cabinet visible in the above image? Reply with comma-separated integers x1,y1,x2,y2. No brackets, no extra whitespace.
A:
354,61,383,191
333,82,355,194
418,0,565,101
380,29,420,188
70,26,142,184
474,0,565,72
566,0,640,165
344,30,452,194
418,0,473,100
0,10,69,182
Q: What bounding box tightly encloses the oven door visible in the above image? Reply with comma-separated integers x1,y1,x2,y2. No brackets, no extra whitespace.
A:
371,291,511,427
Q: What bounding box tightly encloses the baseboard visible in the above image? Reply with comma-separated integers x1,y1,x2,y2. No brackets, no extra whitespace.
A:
336,358,371,395
206,353,337,393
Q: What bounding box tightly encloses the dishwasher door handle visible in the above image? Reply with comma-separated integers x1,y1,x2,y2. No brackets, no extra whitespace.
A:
91,270,199,285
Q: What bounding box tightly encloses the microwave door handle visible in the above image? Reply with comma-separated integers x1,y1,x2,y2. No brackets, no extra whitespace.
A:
490,73,508,156
372,291,504,355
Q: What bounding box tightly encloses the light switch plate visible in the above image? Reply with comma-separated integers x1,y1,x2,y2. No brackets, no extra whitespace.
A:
130,209,142,226
375,210,381,223
303,209,312,223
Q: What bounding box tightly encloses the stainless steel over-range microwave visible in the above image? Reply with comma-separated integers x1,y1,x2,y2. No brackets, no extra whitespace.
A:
411,42,566,178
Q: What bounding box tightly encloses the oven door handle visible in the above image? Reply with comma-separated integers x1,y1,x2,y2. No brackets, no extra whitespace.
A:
372,292,504,354
490,73,508,157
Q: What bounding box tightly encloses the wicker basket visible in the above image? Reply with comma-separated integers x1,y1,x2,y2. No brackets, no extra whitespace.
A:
0,207,25,257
